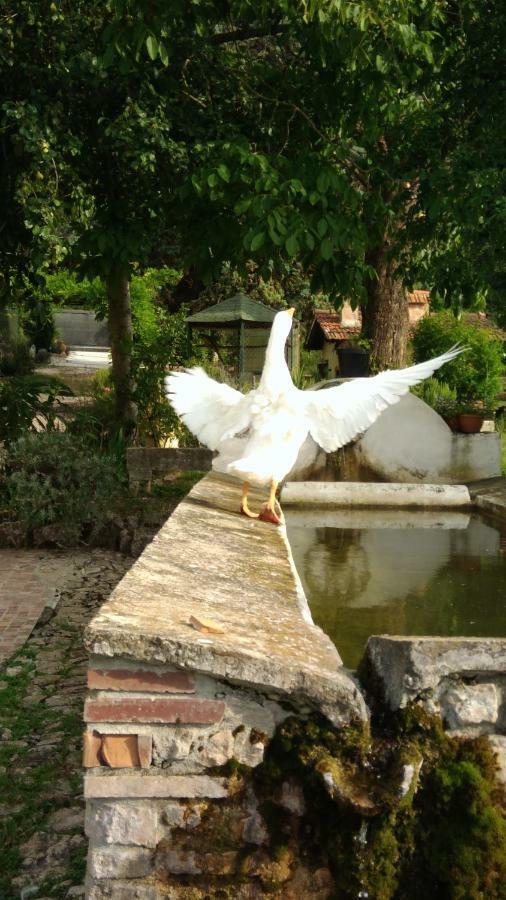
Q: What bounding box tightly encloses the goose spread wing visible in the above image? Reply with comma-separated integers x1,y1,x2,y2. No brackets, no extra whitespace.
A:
165,367,252,450
303,346,463,454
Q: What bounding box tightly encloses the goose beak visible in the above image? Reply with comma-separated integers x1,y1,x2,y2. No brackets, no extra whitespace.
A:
287,308,295,318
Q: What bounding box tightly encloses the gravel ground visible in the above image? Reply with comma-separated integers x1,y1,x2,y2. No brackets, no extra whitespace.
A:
0,549,132,899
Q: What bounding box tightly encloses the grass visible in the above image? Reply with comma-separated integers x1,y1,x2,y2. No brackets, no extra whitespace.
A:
0,642,86,898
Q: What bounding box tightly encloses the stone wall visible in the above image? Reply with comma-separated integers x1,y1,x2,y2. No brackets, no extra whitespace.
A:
83,473,366,898
82,472,505,898
54,309,110,348
126,447,213,490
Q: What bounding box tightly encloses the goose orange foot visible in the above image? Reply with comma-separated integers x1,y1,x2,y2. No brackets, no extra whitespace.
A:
258,502,284,526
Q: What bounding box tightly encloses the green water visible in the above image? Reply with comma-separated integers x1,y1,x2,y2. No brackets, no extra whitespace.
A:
286,508,506,669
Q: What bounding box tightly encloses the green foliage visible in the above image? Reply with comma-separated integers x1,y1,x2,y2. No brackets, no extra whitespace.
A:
0,338,34,376
2,431,124,546
132,307,194,447
41,270,106,309
23,297,56,350
0,375,72,446
412,377,458,416
412,313,504,406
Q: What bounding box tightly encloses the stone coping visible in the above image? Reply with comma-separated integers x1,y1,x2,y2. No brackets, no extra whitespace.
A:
85,472,367,725
282,481,472,508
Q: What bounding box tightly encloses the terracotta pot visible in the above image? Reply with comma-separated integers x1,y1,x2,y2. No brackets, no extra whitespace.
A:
457,413,484,434
442,415,459,432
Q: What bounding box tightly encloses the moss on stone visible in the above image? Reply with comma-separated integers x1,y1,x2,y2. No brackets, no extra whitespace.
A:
155,708,505,899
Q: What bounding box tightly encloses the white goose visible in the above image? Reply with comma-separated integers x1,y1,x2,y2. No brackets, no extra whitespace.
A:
165,309,461,524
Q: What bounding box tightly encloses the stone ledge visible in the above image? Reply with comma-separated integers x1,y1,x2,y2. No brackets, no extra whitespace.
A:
85,472,367,726
84,773,228,800
364,636,506,718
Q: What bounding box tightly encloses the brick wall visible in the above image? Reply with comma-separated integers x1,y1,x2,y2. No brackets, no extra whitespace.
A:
83,657,292,898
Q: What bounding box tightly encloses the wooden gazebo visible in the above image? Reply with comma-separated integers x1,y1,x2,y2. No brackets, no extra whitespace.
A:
186,293,299,383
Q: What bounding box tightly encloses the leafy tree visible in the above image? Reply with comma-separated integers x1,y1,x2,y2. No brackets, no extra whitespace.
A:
1,0,188,430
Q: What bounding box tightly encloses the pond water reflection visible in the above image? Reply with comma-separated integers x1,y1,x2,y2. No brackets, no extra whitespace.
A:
286,509,506,669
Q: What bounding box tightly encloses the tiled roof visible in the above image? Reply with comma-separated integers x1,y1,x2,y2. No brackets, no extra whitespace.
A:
408,290,430,305
312,311,361,342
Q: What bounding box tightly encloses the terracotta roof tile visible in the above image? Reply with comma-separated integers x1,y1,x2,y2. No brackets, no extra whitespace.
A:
313,310,362,342
408,290,431,305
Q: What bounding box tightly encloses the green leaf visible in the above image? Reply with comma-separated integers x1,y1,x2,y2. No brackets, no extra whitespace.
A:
309,192,320,206
317,172,330,194
320,237,333,260
207,173,218,188
146,35,158,60
234,198,251,214
285,234,299,257
250,232,265,251
158,41,169,66
317,218,328,237
217,164,230,183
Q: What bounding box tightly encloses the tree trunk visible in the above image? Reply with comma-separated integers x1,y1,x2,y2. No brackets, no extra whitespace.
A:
362,248,409,371
106,266,138,434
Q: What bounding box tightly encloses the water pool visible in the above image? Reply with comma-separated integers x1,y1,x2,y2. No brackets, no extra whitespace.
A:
286,508,506,669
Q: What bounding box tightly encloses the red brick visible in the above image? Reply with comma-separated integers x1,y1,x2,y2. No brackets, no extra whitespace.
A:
87,667,195,694
84,696,225,725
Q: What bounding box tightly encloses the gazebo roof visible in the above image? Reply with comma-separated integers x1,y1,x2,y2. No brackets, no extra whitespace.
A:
185,293,277,326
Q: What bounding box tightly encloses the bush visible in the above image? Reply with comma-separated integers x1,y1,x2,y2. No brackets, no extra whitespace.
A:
412,312,504,407
23,297,56,350
3,432,124,546
132,308,195,447
412,378,458,416
0,375,72,445
0,339,34,376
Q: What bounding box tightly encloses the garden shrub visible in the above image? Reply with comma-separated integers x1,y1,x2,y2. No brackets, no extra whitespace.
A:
3,431,124,546
0,375,72,445
412,312,504,407
0,339,34,376
132,307,195,447
23,297,56,350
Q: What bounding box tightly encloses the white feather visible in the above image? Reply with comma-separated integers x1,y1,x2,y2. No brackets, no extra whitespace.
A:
303,345,463,453
164,367,251,450
166,316,463,485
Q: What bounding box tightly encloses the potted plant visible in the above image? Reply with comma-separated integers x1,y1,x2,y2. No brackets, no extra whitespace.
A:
456,400,488,434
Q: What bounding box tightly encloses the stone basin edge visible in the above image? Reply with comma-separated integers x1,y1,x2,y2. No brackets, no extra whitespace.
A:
85,472,368,727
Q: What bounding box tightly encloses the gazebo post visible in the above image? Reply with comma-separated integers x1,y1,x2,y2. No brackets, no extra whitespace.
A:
238,319,245,382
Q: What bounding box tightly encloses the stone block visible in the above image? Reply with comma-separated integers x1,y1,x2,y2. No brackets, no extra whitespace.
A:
84,774,228,800
364,636,506,711
198,730,234,766
88,668,195,694
85,801,158,847
84,697,225,725
488,735,506,788
86,879,159,899
88,846,154,879
160,802,185,828
152,727,196,763
442,683,499,731
233,728,267,768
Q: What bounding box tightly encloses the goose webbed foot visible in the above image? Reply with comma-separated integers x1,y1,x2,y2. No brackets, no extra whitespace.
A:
258,499,284,526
